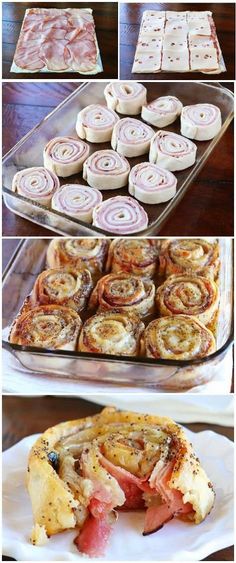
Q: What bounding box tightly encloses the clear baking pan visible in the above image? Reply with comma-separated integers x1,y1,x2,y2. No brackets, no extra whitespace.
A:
2,81,234,236
2,238,233,390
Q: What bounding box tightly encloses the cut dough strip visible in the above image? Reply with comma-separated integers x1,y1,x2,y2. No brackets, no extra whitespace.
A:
149,131,197,171
83,150,130,190
128,162,177,204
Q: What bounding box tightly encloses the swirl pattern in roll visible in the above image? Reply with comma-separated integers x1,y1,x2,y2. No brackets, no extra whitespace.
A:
92,196,148,234
9,305,82,351
78,311,144,356
43,136,90,178
142,315,216,360
83,150,130,190
89,273,155,317
111,118,155,157
76,104,119,143
47,239,109,280
106,239,159,278
128,162,177,204
104,82,147,115
181,104,222,141
12,167,60,206
159,239,220,280
141,95,183,127
149,130,197,171
51,184,103,223
156,274,219,326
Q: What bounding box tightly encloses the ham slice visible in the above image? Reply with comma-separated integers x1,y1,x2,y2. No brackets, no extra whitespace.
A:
74,515,112,557
65,30,98,72
40,40,68,71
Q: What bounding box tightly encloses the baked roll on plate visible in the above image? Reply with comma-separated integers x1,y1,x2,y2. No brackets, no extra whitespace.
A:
47,238,109,280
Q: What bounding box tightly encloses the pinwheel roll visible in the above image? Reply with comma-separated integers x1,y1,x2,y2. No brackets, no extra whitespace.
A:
111,118,155,157
156,274,219,326
89,273,155,317
83,150,130,190
159,239,220,280
92,196,148,234
76,105,119,143
180,104,222,141
12,167,60,206
9,305,82,351
106,239,159,278
51,184,102,223
128,162,177,204
78,311,144,355
28,407,214,557
104,82,147,115
43,136,90,177
47,239,109,280
149,131,197,172
142,315,216,360
141,96,183,127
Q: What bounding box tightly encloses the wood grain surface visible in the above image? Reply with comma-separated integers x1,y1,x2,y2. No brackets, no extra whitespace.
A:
120,2,235,80
2,1,118,79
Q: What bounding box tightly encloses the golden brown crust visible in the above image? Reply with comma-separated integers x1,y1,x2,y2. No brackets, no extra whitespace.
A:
89,273,155,317
159,239,220,280
47,238,110,280
106,238,159,278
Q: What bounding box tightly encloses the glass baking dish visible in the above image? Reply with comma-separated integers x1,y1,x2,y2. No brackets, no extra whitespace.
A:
2,238,233,390
2,81,234,237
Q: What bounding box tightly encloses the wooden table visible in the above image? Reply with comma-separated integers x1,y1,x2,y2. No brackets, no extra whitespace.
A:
2,395,234,561
2,82,234,237
120,2,235,80
2,2,118,79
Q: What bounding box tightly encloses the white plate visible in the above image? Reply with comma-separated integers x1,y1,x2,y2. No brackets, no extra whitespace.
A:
2,428,234,561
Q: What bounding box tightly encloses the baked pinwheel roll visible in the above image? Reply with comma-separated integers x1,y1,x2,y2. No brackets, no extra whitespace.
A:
51,184,102,223
142,315,216,360
128,162,177,204
9,305,82,351
181,104,222,141
43,136,90,177
83,150,130,190
76,104,119,143
47,239,109,280
156,274,219,326
111,118,155,157
92,196,148,234
141,96,183,127
12,167,60,206
28,407,215,557
78,311,144,355
104,82,147,115
149,131,197,171
89,273,155,317
106,238,159,278
159,239,220,280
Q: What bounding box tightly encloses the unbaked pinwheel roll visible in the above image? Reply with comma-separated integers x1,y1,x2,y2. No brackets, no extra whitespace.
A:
51,184,102,223
142,315,216,360
159,239,220,280
28,407,215,557
78,311,144,356
181,104,222,141
149,131,197,172
92,196,148,234
156,274,219,326
9,305,82,351
83,150,130,190
128,162,177,204
104,82,147,115
47,239,109,280
43,136,89,178
141,96,183,127
111,118,155,157
106,238,159,278
76,104,119,143
12,167,60,206
89,273,155,317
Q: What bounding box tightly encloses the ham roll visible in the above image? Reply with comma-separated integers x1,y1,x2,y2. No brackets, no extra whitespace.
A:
128,162,177,204
104,82,147,115
47,239,109,280
159,239,220,280
106,239,159,278
9,305,82,351
89,273,155,317
28,407,214,556
83,150,130,190
43,136,89,177
92,196,148,234
142,315,216,360
78,311,144,355
51,184,102,223
111,118,155,157
180,103,222,141
12,167,60,206
141,95,183,127
76,104,119,143
149,131,197,171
